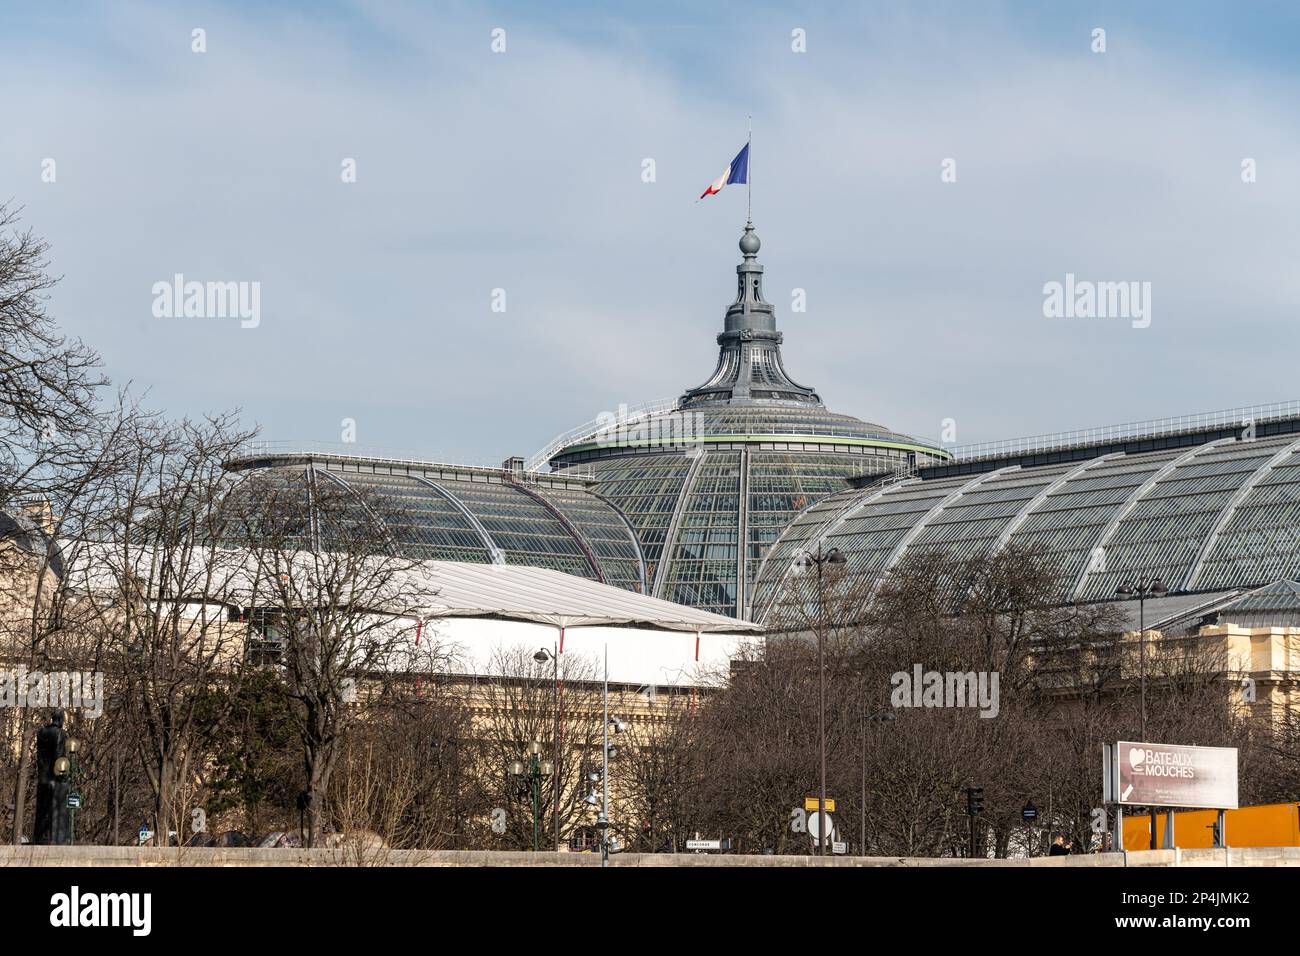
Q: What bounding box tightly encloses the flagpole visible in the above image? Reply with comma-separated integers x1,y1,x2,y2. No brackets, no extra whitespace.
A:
747,114,753,226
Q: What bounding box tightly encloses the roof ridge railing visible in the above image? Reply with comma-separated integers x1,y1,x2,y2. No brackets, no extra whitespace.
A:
224,440,595,483
524,397,681,472
946,399,1300,463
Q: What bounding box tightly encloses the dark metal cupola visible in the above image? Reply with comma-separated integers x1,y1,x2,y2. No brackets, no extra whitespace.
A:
679,223,821,408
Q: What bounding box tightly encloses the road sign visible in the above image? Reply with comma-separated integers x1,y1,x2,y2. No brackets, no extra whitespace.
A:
66,793,82,810
807,811,835,842
686,839,722,851
831,841,847,855
804,797,836,813
1022,803,1038,822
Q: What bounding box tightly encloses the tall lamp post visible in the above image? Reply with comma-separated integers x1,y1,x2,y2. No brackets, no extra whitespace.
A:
860,708,895,855
1116,576,1168,850
793,545,847,854
1115,577,1168,739
534,645,560,851
508,741,553,852
585,644,627,867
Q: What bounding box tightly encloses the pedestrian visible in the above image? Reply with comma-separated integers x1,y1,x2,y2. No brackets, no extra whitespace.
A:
1049,835,1069,856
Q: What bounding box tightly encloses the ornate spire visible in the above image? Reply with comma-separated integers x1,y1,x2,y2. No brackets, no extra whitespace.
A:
679,225,821,408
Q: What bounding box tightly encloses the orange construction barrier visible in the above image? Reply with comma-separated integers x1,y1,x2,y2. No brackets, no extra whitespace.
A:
1122,802,1300,850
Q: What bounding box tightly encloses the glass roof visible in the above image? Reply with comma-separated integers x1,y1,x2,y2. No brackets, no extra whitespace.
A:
220,461,647,591
557,445,929,617
755,433,1300,622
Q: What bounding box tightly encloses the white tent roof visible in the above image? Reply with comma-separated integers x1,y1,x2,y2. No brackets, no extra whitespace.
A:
60,540,758,635
408,561,760,633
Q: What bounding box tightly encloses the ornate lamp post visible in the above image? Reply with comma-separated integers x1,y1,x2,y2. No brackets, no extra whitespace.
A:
509,741,553,852
64,737,82,845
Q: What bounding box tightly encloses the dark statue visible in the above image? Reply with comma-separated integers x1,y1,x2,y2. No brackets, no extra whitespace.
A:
33,709,71,845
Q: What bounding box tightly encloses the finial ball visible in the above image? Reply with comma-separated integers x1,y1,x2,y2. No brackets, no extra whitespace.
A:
739,229,760,255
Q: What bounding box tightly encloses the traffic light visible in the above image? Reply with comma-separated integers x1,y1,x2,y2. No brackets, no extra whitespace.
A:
966,786,985,816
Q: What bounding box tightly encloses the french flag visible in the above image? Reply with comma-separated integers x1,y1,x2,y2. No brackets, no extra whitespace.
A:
699,143,749,199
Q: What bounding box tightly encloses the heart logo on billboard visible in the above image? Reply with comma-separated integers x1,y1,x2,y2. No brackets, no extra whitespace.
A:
1129,748,1145,769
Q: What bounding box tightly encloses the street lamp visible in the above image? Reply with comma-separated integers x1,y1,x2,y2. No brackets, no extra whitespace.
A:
591,644,628,867
535,645,561,850
1114,577,1168,741
793,546,847,855
65,737,81,845
1116,576,1168,850
860,709,895,855
508,740,553,852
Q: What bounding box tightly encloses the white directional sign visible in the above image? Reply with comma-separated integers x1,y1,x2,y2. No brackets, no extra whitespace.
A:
686,839,722,850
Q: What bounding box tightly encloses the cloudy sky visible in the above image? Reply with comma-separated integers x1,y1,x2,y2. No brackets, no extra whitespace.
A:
3,1,1298,464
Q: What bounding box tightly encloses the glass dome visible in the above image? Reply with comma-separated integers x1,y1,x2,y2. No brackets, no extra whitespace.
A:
546,224,947,617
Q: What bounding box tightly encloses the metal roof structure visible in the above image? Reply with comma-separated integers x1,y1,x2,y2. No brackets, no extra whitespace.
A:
216,224,1300,627
755,429,1300,622
219,455,648,593
0,507,63,579
1146,580,1300,636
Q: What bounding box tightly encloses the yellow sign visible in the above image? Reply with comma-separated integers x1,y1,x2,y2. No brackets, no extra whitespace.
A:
804,797,835,812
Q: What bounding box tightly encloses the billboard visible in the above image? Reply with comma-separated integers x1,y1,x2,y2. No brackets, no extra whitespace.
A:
1109,741,1238,810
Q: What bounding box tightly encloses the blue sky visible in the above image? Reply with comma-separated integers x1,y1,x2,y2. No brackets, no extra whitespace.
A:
3,1,1299,463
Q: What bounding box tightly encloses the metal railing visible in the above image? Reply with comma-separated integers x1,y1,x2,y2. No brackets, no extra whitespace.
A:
524,398,681,472
224,440,593,483
945,399,1300,463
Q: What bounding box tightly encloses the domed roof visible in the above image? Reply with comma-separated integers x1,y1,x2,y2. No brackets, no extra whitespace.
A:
538,224,947,619
548,222,946,466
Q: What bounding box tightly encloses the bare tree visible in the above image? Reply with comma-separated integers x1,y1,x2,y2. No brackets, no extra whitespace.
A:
73,412,261,844
324,686,482,860
612,692,704,852
0,201,105,510
238,469,435,847
476,645,606,851
0,202,112,842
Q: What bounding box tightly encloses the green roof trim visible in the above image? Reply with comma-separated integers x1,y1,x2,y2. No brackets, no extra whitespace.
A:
560,434,952,458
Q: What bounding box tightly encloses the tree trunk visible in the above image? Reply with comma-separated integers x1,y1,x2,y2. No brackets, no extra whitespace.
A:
11,709,33,844
303,731,335,848
156,756,173,847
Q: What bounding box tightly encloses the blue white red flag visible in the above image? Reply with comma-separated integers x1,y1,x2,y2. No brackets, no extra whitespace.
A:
699,143,749,199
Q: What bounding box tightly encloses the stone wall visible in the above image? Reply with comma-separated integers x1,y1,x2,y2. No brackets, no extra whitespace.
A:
3,845,1298,867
